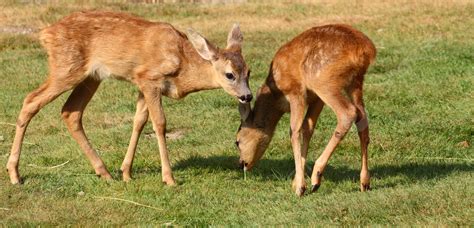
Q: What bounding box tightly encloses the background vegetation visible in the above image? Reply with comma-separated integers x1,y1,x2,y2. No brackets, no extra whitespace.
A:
0,0,472,225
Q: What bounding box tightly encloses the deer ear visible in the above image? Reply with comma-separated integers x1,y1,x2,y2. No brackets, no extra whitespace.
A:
239,102,251,122
226,23,243,50
187,28,218,61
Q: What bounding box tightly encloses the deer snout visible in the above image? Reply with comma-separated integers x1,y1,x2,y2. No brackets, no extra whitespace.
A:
238,159,250,171
237,94,253,103
239,159,244,169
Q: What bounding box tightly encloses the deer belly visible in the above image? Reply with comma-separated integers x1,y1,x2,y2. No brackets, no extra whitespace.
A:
87,61,111,80
86,59,135,81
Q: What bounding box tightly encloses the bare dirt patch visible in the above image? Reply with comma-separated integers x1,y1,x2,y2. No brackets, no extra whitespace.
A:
144,128,187,140
0,26,38,35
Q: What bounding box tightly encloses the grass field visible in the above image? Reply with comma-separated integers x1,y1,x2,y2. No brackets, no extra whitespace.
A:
0,0,473,225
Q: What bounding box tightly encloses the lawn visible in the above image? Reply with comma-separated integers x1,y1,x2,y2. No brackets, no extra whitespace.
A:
0,0,473,225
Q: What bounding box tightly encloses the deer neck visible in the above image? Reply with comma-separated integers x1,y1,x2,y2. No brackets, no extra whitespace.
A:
174,42,220,97
252,83,284,138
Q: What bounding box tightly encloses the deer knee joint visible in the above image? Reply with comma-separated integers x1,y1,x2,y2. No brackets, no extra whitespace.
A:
340,108,357,130
16,118,27,128
16,108,39,128
61,109,82,130
134,115,148,127
153,123,166,135
334,122,352,139
356,117,368,132
291,128,301,140
347,107,358,123
60,110,70,120
61,110,77,122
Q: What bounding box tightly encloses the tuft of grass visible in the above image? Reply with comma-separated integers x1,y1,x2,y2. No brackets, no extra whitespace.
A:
0,0,473,226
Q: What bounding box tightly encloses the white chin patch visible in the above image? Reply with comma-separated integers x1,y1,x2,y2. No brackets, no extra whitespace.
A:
239,99,247,104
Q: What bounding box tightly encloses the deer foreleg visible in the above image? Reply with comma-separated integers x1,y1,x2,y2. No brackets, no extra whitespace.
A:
140,85,176,186
121,92,149,181
289,96,307,196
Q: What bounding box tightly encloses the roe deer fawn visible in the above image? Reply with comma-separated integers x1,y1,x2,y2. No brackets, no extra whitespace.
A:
236,24,376,196
7,11,252,185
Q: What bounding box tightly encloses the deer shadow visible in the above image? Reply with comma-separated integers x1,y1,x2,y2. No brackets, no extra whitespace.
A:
168,155,473,189
18,154,471,190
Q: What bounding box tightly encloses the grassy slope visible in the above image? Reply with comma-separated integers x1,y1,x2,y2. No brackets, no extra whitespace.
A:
0,0,473,225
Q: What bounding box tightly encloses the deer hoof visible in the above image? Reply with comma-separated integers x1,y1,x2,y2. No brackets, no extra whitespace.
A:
162,177,177,186
291,178,306,196
104,174,113,180
122,176,132,182
310,184,320,193
295,186,306,197
96,172,113,181
120,170,132,182
7,168,22,185
360,183,371,192
10,177,23,185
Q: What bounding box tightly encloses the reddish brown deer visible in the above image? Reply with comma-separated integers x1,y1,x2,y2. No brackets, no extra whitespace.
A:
236,24,376,196
7,11,252,185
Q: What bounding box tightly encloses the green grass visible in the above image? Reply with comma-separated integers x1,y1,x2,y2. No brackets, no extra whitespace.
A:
0,0,473,226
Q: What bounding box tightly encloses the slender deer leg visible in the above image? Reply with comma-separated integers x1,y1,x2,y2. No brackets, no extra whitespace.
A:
121,92,149,181
301,98,325,174
289,96,307,196
7,78,77,184
310,90,357,192
140,85,176,186
61,77,112,179
351,87,370,191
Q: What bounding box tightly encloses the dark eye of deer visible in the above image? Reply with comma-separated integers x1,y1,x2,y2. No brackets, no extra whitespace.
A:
235,141,240,147
225,73,235,81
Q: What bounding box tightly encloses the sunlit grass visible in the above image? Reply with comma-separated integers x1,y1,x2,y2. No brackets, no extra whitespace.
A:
0,0,473,225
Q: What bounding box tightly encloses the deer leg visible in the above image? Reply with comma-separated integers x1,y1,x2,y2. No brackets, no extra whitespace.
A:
7,77,78,184
351,87,371,191
301,98,325,173
61,77,112,180
289,96,307,196
121,92,148,181
140,85,175,186
310,91,357,192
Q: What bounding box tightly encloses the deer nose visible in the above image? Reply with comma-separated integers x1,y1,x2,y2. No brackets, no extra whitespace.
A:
239,159,249,170
238,94,253,103
239,160,245,169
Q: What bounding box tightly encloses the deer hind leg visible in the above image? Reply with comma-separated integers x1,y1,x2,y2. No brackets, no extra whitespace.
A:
288,95,307,196
310,88,357,193
7,77,78,184
61,77,112,180
351,86,370,191
121,92,148,181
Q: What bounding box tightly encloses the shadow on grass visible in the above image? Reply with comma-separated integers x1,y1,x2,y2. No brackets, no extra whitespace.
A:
18,155,472,190
173,155,241,172
170,155,473,188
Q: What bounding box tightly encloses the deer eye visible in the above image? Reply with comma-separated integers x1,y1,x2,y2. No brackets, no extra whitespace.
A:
235,141,240,147
225,73,235,81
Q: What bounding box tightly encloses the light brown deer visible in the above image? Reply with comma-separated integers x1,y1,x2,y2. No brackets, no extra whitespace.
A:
236,24,376,196
7,11,252,185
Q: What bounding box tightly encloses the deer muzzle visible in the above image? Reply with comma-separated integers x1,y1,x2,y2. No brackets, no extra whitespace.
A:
237,94,253,103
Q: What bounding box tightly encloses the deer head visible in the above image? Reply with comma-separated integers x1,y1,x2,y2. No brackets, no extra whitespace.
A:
187,24,252,103
236,85,280,170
